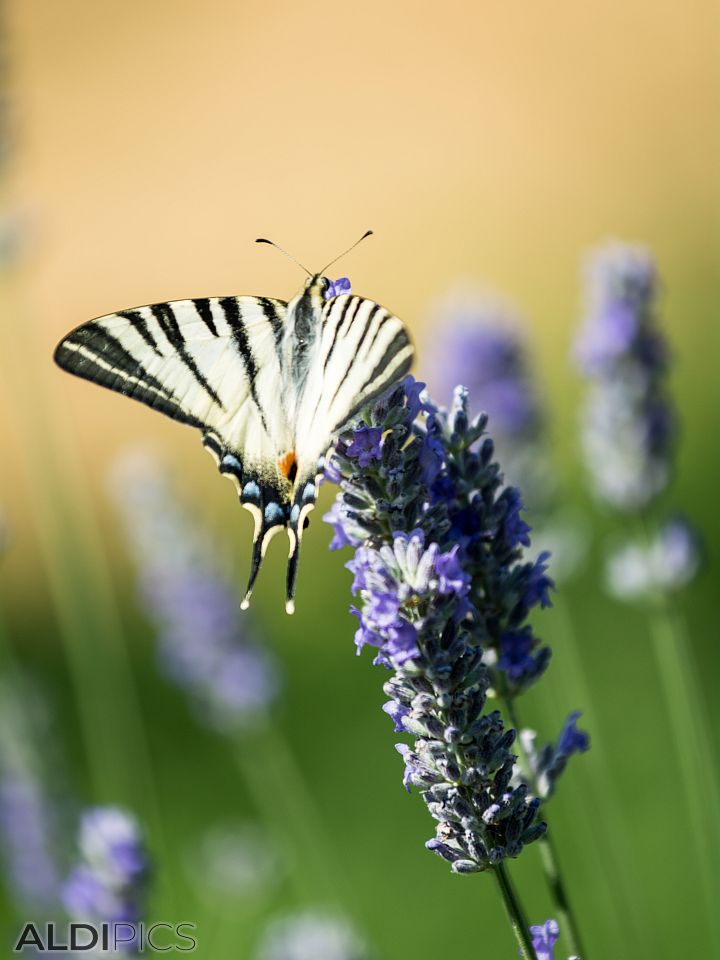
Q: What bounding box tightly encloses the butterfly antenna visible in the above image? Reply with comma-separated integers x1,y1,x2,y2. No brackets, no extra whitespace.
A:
256,238,312,277
319,229,374,275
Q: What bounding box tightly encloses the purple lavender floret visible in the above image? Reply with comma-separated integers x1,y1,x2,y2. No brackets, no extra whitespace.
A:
63,807,148,952
110,453,280,732
574,242,675,510
530,919,561,960
325,378,550,872
518,713,590,800
346,426,383,468
324,277,352,300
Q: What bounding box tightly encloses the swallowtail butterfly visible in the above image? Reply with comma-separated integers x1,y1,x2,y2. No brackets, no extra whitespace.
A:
54,234,414,613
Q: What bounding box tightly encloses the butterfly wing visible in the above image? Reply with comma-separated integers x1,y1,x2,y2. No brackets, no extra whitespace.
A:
54,296,297,604
284,293,414,606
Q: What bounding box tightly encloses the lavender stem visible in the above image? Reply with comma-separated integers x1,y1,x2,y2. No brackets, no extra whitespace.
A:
493,861,536,960
503,694,586,959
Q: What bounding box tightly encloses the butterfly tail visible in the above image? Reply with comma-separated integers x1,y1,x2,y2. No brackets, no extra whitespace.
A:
284,471,322,615
202,436,291,610
285,531,301,616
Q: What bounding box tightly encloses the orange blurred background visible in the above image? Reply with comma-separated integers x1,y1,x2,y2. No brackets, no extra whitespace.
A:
0,0,716,601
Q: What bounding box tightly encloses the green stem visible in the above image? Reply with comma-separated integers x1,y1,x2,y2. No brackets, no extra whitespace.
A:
646,596,720,945
538,598,644,953
503,695,586,959
637,518,720,948
234,721,347,908
493,861,536,960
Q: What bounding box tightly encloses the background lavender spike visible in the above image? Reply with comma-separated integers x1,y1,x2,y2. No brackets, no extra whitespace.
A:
0,674,63,911
574,242,674,511
62,806,148,952
109,451,281,733
573,240,719,949
423,286,551,509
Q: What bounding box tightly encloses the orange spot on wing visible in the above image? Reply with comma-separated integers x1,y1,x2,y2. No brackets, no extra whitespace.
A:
278,450,298,483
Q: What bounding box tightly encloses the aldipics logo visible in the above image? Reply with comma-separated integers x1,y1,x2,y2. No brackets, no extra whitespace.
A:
13,922,198,953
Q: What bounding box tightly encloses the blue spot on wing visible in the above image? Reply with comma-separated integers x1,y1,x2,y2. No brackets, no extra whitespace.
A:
243,481,260,501
264,502,285,525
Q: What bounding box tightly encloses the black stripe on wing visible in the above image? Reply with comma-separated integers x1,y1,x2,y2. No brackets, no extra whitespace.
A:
218,297,270,433
256,296,285,355
150,303,224,409
323,296,359,372
54,326,206,429
192,298,220,336
117,309,163,355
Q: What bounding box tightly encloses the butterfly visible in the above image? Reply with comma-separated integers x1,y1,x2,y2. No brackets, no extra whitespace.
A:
53,233,414,613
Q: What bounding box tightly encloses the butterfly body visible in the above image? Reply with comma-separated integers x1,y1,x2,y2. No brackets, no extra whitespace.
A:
54,272,413,612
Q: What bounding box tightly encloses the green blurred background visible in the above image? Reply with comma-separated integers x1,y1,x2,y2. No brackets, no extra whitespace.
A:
0,1,718,957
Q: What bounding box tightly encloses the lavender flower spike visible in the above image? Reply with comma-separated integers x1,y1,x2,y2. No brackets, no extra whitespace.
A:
63,806,148,951
326,378,547,873
109,452,280,733
574,242,674,510
0,675,62,910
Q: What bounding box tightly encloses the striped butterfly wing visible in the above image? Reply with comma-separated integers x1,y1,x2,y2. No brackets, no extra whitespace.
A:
54,296,298,602
283,293,414,602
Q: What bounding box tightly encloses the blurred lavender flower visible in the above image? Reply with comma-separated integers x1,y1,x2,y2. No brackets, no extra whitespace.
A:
574,243,674,510
517,713,590,800
63,807,148,950
185,820,281,903
325,379,548,873
109,452,280,733
0,674,63,910
254,911,369,960
424,288,550,507
605,516,700,601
